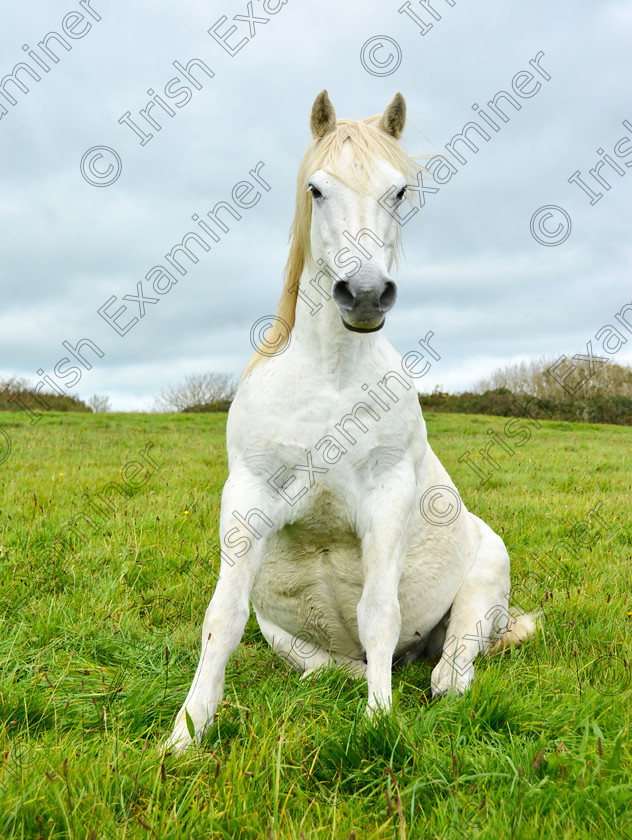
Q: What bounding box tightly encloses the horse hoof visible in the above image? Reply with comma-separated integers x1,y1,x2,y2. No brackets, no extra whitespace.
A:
430,660,473,699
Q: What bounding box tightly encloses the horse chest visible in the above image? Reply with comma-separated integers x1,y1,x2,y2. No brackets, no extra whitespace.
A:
229,365,423,492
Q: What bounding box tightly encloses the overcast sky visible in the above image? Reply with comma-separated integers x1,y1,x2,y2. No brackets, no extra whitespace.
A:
1,0,631,410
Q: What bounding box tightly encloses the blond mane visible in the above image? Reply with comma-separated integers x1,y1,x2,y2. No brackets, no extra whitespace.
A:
242,114,422,379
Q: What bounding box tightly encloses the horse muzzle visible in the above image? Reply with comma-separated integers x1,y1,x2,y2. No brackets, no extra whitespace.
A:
332,275,397,333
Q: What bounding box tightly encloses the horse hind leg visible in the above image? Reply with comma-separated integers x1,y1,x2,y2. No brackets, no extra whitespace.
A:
430,516,535,698
255,612,367,679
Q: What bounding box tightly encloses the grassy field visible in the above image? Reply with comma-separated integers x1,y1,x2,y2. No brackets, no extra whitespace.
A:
0,409,630,839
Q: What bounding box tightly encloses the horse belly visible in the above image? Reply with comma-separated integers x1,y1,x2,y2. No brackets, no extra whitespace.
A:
251,521,476,662
251,507,366,660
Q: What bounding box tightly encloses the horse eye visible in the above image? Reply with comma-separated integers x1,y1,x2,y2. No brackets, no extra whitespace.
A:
308,184,323,199
396,185,408,201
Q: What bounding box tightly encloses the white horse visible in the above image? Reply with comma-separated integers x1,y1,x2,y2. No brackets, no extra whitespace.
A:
165,91,534,753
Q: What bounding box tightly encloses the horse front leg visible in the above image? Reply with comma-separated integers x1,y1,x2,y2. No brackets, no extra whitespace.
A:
163,473,275,754
356,475,414,714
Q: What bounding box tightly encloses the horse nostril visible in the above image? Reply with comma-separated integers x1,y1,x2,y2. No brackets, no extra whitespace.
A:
332,280,355,311
379,280,397,312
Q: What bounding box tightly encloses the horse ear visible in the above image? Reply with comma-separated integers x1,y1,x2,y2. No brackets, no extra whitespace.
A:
310,90,337,140
379,92,406,139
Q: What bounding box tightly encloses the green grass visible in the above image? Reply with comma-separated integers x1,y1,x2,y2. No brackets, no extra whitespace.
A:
0,409,630,839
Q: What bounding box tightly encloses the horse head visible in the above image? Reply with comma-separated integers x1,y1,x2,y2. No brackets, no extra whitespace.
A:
306,89,409,333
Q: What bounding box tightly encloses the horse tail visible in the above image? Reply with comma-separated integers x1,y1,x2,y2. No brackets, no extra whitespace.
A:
487,611,538,656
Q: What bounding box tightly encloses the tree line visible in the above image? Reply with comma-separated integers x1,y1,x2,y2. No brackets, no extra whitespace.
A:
2,358,631,424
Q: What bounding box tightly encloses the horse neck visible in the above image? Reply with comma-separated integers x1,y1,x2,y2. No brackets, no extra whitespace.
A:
290,261,385,382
